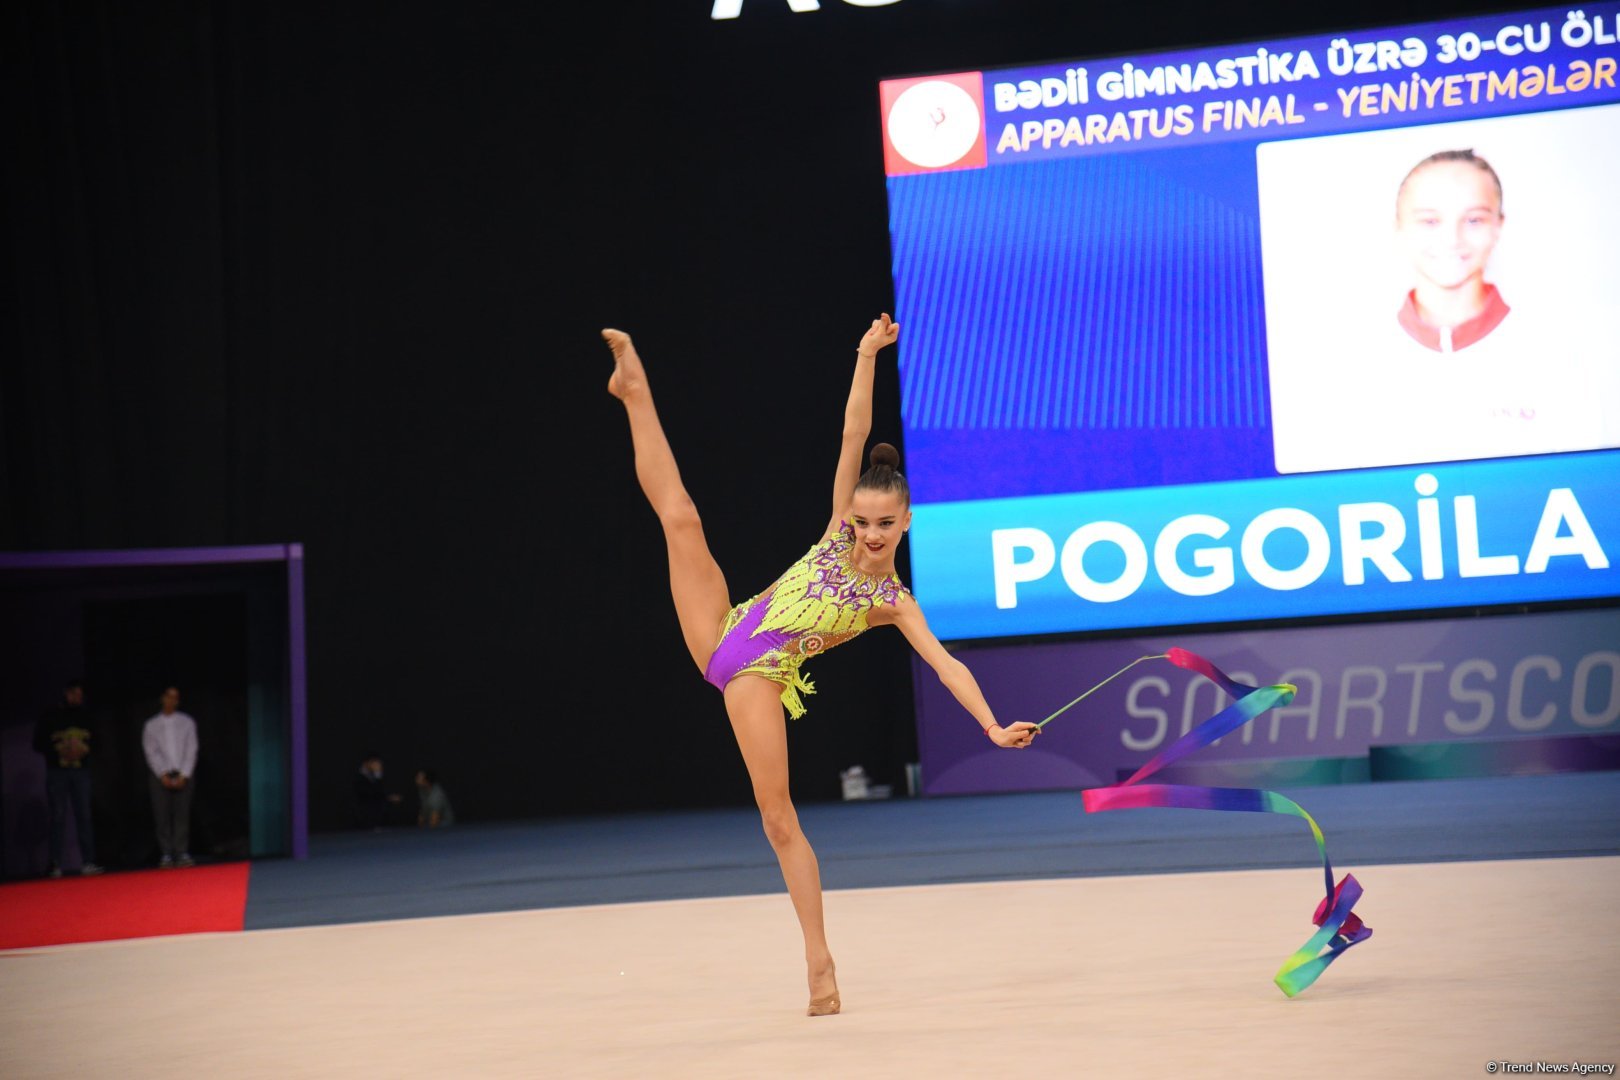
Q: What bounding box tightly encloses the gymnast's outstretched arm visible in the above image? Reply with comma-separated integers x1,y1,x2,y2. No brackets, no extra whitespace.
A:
823,313,899,541
887,595,1039,749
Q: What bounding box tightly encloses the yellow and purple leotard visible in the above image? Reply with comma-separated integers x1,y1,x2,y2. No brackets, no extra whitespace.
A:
703,520,910,717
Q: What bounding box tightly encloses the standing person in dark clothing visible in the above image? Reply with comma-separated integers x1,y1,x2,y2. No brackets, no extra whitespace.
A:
354,754,401,830
143,686,199,869
34,681,105,878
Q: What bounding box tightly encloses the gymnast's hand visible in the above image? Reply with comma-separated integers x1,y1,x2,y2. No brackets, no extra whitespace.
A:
988,722,1039,749
857,312,899,358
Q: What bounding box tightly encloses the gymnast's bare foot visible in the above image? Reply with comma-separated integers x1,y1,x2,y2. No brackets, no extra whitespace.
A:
602,328,646,400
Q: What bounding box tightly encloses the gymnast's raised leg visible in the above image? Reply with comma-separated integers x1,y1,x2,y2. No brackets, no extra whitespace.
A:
603,329,732,671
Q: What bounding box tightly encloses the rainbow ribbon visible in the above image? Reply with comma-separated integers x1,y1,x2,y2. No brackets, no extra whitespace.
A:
1038,647,1371,997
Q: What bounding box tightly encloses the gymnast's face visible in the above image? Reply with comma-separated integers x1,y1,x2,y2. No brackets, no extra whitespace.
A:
1396,161,1502,291
848,489,911,564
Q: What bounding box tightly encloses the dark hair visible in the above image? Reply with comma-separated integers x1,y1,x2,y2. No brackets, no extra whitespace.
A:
417,769,438,785
1397,149,1503,215
854,442,909,506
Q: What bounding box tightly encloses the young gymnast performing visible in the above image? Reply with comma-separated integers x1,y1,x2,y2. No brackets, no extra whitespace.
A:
603,314,1038,1017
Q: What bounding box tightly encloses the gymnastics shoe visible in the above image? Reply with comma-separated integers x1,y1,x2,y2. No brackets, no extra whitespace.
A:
807,961,839,1016
806,993,841,1017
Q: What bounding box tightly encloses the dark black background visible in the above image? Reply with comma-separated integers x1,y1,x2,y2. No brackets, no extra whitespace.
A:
2,0,1520,829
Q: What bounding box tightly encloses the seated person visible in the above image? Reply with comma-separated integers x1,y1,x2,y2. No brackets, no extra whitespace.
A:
415,769,455,829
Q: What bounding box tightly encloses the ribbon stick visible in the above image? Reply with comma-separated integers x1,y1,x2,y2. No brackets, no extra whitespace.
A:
1049,646,1371,997
1034,653,1166,730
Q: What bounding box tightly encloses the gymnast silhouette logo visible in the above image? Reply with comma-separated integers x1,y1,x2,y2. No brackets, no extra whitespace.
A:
886,79,982,169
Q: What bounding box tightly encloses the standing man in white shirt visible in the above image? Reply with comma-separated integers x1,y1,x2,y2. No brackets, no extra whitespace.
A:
142,686,199,869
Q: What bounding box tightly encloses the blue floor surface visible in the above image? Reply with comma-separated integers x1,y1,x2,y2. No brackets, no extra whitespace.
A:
244,772,1620,930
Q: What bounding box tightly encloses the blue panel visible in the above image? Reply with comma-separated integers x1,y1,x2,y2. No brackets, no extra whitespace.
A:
909,451,1619,639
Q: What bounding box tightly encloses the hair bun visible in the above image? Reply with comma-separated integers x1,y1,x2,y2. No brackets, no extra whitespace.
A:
869,442,901,470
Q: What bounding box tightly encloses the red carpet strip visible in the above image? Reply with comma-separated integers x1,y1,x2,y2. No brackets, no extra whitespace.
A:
0,863,250,949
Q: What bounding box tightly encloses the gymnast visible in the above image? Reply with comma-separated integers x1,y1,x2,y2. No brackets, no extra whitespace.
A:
602,314,1038,1017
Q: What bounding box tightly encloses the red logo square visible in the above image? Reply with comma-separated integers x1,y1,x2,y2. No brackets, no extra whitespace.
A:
879,72,988,177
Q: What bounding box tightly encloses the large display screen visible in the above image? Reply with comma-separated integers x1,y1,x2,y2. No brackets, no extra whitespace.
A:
880,5,1620,641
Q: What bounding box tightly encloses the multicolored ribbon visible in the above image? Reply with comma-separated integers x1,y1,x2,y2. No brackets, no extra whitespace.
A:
1038,646,1372,997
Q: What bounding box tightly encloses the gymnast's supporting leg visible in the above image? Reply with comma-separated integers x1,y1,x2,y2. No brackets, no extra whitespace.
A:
725,675,839,1014
603,329,732,671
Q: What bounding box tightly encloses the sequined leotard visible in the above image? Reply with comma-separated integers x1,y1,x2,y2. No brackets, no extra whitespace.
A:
704,520,910,717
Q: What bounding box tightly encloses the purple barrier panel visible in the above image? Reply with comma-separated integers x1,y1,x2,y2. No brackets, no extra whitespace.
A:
916,607,1620,796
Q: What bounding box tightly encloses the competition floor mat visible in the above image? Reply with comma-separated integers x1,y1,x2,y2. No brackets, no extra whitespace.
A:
2,857,1615,1078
